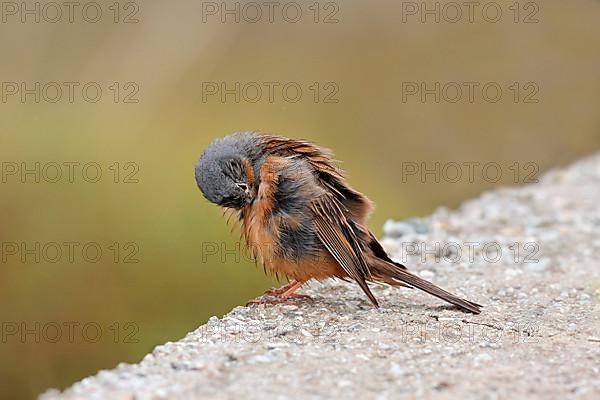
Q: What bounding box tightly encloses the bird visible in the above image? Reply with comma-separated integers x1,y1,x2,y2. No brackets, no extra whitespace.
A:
194,132,482,314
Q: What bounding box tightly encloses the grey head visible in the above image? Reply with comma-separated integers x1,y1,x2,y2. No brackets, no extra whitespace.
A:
195,132,262,209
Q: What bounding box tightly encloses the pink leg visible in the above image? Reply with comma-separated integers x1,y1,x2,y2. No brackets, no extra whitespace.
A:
247,280,313,306
264,280,301,296
279,280,304,298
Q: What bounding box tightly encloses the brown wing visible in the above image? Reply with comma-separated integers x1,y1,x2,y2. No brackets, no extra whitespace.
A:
259,134,384,305
258,134,374,223
258,134,342,177
310,194,379,307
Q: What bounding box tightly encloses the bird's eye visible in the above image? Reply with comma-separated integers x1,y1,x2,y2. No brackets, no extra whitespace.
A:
236,183,248,191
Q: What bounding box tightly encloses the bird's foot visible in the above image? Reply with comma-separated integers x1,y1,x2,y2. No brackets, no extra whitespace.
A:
263,280,300,296
247,280,312,306
246,292,313,307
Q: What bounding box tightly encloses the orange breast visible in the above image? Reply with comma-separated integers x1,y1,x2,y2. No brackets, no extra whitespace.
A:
242,211,344,282
238,155,346,283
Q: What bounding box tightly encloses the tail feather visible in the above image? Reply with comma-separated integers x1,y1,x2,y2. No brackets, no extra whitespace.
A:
370,259,482,314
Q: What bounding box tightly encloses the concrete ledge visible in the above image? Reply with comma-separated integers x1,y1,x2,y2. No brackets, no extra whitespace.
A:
41,155,600,400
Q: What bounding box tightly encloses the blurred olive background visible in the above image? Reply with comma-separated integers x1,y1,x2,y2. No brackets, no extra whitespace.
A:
1,0,599,398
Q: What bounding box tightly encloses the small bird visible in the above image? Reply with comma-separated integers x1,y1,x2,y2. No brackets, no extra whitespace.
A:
195,132,481,314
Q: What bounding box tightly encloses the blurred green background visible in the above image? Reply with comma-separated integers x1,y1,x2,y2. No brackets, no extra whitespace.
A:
1,0,599,398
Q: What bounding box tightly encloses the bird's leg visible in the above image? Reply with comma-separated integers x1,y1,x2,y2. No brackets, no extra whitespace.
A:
264,280,300,296
247,280,313,306
279,280,305,299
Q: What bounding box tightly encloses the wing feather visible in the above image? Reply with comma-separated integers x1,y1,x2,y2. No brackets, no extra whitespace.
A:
310,195,379,306
258,134,380,306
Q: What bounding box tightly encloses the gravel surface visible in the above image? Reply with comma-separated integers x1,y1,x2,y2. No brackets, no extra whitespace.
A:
41,155,600,400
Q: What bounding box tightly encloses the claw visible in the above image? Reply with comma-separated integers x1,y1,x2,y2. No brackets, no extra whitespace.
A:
247,280,311,306
246,293,313,307
263,280,299,296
